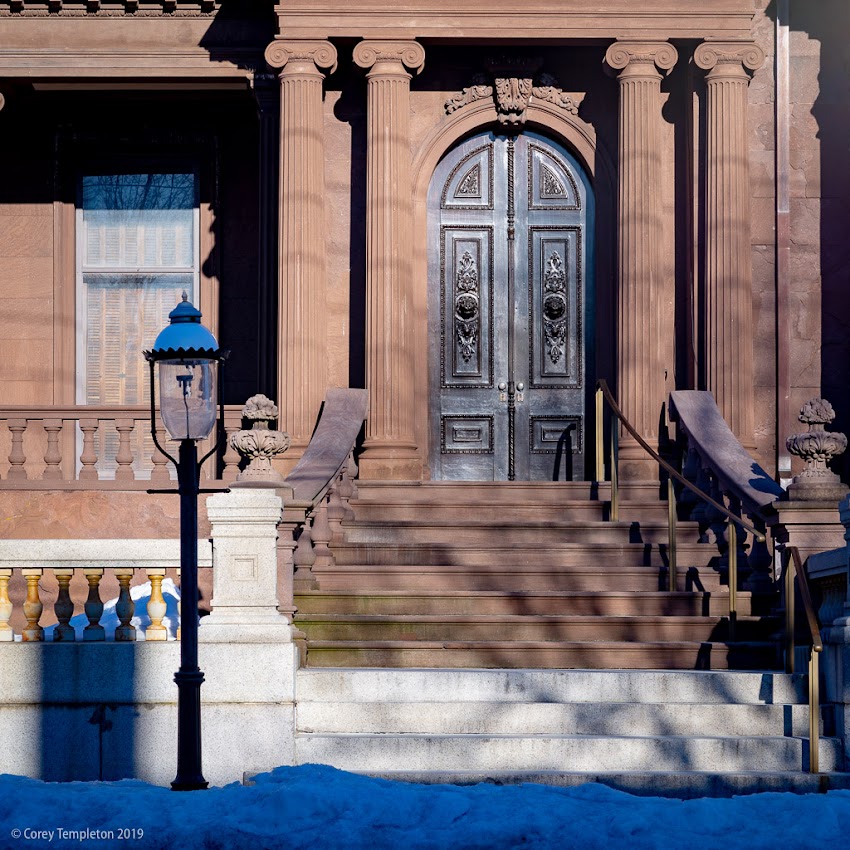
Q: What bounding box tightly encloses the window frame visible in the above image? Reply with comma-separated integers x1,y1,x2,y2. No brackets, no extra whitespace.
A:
74,167,202,407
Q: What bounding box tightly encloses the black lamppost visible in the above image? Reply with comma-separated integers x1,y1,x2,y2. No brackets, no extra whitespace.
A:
144,293,228,792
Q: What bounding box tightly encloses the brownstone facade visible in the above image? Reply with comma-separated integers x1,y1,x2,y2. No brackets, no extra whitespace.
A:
0,0,846,499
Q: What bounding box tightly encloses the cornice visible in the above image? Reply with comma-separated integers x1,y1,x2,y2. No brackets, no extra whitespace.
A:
0,1,218,16
275,1,755,41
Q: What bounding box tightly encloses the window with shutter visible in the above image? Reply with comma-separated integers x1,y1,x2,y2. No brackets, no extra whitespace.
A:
77,173,200,477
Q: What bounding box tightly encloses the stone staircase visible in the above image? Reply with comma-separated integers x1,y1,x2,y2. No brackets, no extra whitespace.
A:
287,481,850,792
294,667,849,795
295,481,781,670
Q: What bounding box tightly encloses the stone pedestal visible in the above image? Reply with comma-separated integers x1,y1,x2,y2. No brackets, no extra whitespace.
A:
200,488,293,643
767,500,848,566
353,40,425,480
694,41,765,450
264,39,338,474
604,41,677,482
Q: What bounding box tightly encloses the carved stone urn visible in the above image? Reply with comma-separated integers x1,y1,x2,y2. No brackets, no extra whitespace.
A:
230,394,290,485
786,397,849,501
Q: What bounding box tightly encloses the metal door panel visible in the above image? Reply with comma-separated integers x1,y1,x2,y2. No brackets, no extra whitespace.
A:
429,131,591,480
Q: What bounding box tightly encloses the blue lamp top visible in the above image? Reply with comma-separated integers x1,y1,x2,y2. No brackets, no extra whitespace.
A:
144,292,227,362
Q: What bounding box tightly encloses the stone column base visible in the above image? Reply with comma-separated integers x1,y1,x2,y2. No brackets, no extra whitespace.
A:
358,445,422,480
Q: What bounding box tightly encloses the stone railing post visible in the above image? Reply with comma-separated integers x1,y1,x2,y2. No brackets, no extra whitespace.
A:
604,41,678,482
201,488,293,642
263,39,338,474
694,40,765,449
353,40,425,480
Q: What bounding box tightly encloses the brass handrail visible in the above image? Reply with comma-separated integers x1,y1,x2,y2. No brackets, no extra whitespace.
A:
595,379,765,604
783,545,822,774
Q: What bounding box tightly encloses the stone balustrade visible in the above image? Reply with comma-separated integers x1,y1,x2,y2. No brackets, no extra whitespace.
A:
0,405,243,486
0,539,213,642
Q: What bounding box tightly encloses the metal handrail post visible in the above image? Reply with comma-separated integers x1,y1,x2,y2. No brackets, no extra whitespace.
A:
728,521,737,640
595,387,604,483
667,477,677,592
610,418,619,522
809,648,820,774
784,548,795,674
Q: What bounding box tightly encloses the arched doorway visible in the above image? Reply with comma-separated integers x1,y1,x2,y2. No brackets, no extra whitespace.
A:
427,129,594,481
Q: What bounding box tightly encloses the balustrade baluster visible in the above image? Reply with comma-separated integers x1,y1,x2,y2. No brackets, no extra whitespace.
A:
114,419,136,482
293,515,320,589
42,419,63,480
7,419,28,480
53,568,75,641
745,515,774,592
312,498,335,569
727,495,751,587
21,569,43,641
114,568,136,641
339,453,356,521
83,568,105,641
327,473,346,542
677,446,701,517
222,419,241,483
150,427,171,484
145,568,168,640
0,569,13,641
78,419,99,481
346,452,360,503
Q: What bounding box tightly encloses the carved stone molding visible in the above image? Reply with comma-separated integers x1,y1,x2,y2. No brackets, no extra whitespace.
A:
0,1,218,15
353,40,426,75
694,40,765,78
445,71,580,124
264,39,338,75
604,41,679,76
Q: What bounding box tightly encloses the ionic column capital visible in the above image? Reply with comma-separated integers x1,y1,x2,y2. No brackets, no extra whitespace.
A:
0,92,5,112
353,40,426,76
264,39,338,75
694,40,765,80
604,41,678,79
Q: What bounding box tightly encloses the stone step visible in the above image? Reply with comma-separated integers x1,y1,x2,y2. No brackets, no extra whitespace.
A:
349,770,849,797
294,613,778,643
296,668,808,704
294,590,769,617
295,732,841,773
313,562,735,593
331,541,726,568
353,481,608,504
297,700,823,738
342,519,703,546
302,640,781,670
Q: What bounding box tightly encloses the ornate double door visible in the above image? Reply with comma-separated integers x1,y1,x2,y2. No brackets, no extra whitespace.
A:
428,130,592,480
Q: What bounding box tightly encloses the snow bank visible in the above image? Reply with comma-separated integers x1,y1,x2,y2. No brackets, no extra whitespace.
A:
0,764,849,849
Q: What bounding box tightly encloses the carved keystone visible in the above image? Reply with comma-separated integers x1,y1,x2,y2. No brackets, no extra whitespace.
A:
786,397,849,501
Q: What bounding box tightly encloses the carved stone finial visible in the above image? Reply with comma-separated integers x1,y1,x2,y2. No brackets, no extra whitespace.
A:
230,394,290,486
786,397,849,501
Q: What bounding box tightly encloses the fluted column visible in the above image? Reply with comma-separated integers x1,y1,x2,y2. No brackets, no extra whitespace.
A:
695,41,765,449
604,41,678,481
353,40,426,480
264,39,338,473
